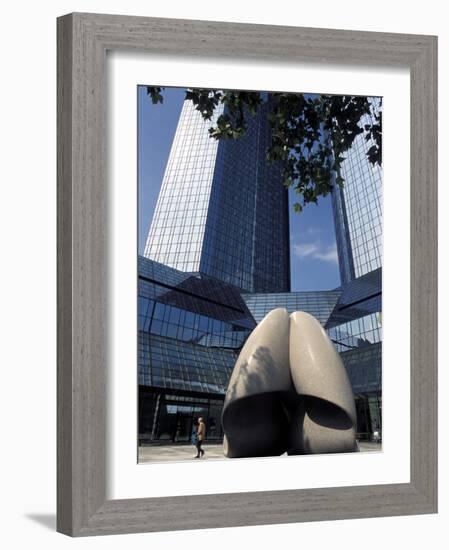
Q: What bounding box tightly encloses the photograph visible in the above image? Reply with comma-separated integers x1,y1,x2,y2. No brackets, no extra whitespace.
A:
137,86,383,463
1,0,441,543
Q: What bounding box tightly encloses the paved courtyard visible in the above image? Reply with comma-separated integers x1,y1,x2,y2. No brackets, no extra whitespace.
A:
138,441,381,463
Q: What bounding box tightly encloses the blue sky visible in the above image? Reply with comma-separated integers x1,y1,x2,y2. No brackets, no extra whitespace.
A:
138,86,340,291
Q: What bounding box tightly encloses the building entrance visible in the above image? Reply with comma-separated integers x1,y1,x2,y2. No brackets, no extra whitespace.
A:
139,388,225,444
355,392,382,441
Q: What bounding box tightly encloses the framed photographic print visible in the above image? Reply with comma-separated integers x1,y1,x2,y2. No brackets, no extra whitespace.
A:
136,85,382,463
57,12,437,536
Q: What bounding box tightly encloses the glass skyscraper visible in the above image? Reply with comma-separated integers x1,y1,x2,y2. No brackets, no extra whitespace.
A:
332,97,383,284
139,92,383,446
144,98,290,293
144,100,224,273
327,97,383,436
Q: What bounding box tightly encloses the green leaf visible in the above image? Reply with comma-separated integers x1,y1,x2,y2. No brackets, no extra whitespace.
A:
146,87,382,212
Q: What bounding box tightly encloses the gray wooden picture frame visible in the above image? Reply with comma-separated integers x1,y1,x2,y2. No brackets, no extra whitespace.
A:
57,12,438,537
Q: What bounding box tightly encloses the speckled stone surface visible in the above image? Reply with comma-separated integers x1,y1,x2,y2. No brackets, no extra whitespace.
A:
222,309,358,458
222,308,291,458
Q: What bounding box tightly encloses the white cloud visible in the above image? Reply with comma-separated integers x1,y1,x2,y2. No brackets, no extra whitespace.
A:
314,246,339,263
306,226,322,237
293,243,318,257
292,242,338,264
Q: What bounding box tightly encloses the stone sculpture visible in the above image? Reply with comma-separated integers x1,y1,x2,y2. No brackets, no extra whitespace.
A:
222,308,358,458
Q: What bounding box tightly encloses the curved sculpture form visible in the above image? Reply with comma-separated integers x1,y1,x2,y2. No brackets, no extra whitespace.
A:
222,309,358,458
288,311,357,454
222,308,292,458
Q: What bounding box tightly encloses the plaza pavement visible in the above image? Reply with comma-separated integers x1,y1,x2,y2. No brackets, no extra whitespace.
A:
138,440,381,463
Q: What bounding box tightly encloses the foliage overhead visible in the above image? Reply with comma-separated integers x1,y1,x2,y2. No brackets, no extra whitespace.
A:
147,87,382,212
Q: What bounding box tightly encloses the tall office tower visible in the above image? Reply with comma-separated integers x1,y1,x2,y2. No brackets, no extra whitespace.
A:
331,97,383,284
328,97,383,436
144,96,291,293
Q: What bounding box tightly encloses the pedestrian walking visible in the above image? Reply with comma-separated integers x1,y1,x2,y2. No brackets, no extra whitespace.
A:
194,417,206,458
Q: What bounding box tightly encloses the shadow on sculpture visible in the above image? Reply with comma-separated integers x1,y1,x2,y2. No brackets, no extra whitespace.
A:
222,308,358,458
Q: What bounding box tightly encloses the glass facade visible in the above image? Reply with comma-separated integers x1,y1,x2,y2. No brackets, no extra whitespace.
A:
139,389,226,443
138,264,383,443
139,92,383,447
326,97,383,437
340,343,382,395
138,255,256,443
327,313,382,353
242,290,341,325
342,345,382,440
332,97,383,283
144,100,224,272
326,269,383,437
139,333,238,394
199,99,291,293
326,267,381,327
242,267,382,439
144,97,290,293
